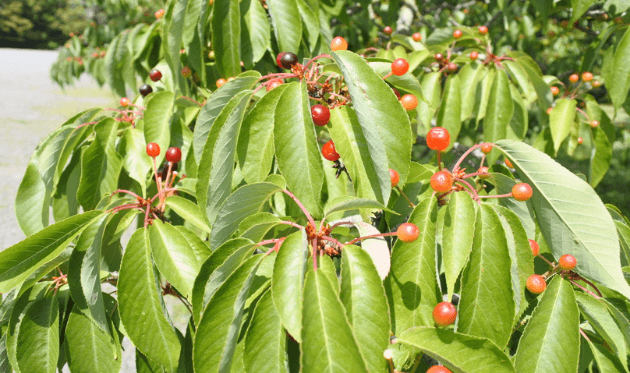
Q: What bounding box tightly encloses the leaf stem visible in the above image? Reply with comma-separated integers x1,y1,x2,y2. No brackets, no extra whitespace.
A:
395,186,416,208
568,278,601,299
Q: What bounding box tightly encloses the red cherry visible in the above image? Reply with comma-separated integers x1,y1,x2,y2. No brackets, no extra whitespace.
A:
412,33,422,42
139,84,153,97
433,302,457,327
276,52,298,69
481,144,492,154
311,105,331,126
330,36,348,51
430,171,453,193
529,239,539,256
322,140,340,161
512,183,532,201
400,94,418,111
392,87,401,99
453,29,463,39
120,97,130,107
427,366,452,373
478,25,489,35
470,51,479,60
146,143,160,157
526,275,546,294
559,254,577,270
397,223,419,243
390,169,400,188
391,58,409,76
383,26,393,35
434,53,444,62
165,147,182,163
582,72,593,82
446,63,458,73
569,74,579,83
266,79,283,91
181,67,192,78
149,69,162,82
426,127,451,151
551,86,560,96
216,78,227,88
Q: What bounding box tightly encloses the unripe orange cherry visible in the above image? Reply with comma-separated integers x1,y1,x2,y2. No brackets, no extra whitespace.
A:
400,94,418,111
505,158,513,168
412,32,422,42
529,239,539,256
592,80,602,88
512,183,532,201
397,223,419,242
559,254,577,270
569,74,579,83
120,97,131,107
527,274,546,294
181,67,192,78
155,9,165,19
577,137,583,145
391,58,409,76
427,127,451,151
433,302,457,327
551,86,560,96
547,107,553,115
453,29,463,39
383,26,393,35
481,144,492,154
427,366,452,373
390,169,400,187
216,78,227,88
478,25,489,35
430,171,453,193
446,63,458,73
266,79,283,91
590,120,599,128
470,51,479,61
330,36,348,51
582,72,593,82
478,166,489,179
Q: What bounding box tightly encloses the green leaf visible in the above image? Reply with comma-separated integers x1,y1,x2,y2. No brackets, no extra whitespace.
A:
244,290,287,373
340,246,390,373
417,72,442,130
442,191,476,297
16,161,50,236
118,229,180,371
589,125,612,188
514,277,580,373
459,63,486,121
483,68,513,163
238,84,289,183
192,238,256,325
149,220,201,298
332,50,412,188
143,92,175,164
496,139,630,299
437,75,462,149
165,196,211,234
490,172,536,239
212,0,241,77
266,0,302,53
571,0,595,24
0,211,102,293
328,105,390,203
458,204,515,349
301,270,369,372
240,0,271,67
608,26,630,111
514,57,552,110
210,182,283,250
549,98,577,155
193,255,263,373
15,297,58,373
104,35,125,96
271,230,308,342
396,326,516,373
120,128,152,192
586,339,628,373
369,62,427,104
197,90,252,225
68,214,109,333
0,334,10,373
508,84,529,140
324,195,389,218
296,0,320,51
274,82,324,217
237,213,283,242
193,74,260,161
387,197,440,333
64,306,121,373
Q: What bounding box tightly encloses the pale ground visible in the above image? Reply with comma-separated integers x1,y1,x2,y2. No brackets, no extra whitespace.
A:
0,48,188,372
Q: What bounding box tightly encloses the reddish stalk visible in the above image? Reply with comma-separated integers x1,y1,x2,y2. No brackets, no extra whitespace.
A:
395,186,416,208
180,96,203,107
312,237,318,270
330,221,357,230
111,189,142,200
537,254,555,267
477,192,513,199
151,157,162,196
579,328,592,343
282,189,316,230
437,150,442,170
346,232,397,246
279,221,304,229
302,54,332,72
573,275,603,297
452,143,493,173
454,178,480,201
382,72,393,80
321,235,345,248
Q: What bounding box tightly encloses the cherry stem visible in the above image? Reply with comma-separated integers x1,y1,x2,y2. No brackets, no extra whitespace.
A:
180,96,203,107
253,238,283,250
537,254,555,267
575,107,590,122
452,143,493,173
143,202,152,228
111,189,142,200
437,150,442,171
330,221,357,230
159,162,174,211
107,203,142,214
152,157,162,196
477,192,513,199
346,232,397,246
395,186,416,208
573,275,603,297
281,189,317,230
579,328,592,343
321,235,345,248
280,221,304,229
74,121,98,130
462,171,488,179
568,278,601,299
328,92,349,102
382,72,393,80
302,54,332,73
454,178,480,201
129,103,145,110
312,237,318,271
479,154,486,168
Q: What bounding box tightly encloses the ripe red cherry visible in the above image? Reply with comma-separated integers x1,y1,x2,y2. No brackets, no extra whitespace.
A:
582,72,593,82
149,69,162,82
481,144,492,154
434,53,444,62
569,74,579,83
266,79,283,91
512,183,532,201
397,223,419,243
526,275,546,294
433,302,457,327
311,105,331,126
590,120,599,128
322,140,340,161
478,166,489,179
383,26,393,35
559,254,577,270
390,169,400,187
427,366,452,373
391,58,409,76
216,78,227,88
276,52,298,69
478,25,489,35
181,67,192,78
392,87,401,99
430,171,453,193
146,143,160,157
529,239,539,256
446,63,458,73
139,84,153,97
400,94,418,111
577,137,583,145
330,36,348,51
551,86,560,96
412,32,422,42
426,127,451,151
120,97,131,107
165,147,182,163
470,51,479,60
453,29,463,39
